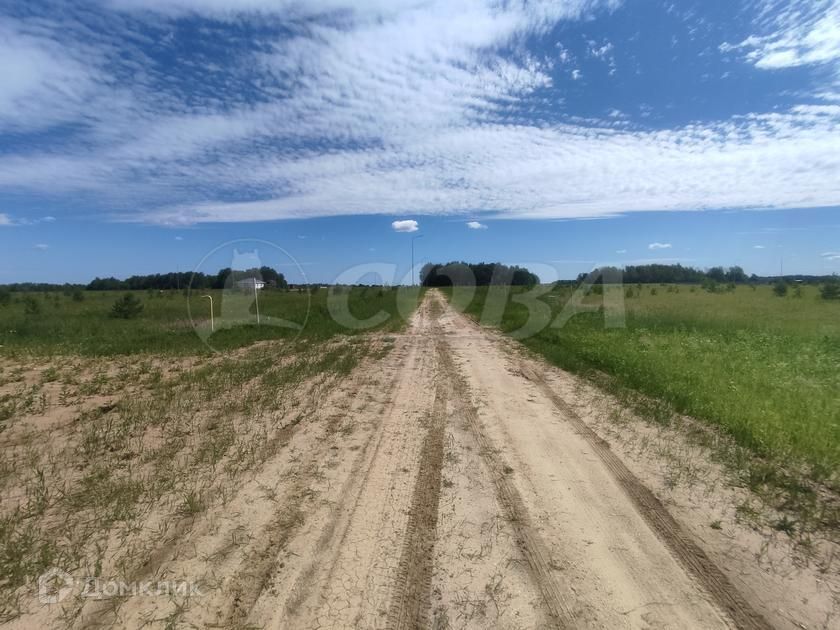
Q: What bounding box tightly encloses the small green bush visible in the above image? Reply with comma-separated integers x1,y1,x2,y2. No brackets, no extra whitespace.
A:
701,279,719,293
23,295,41,316
773,281,788,297
110,293,144,319
820,278,840,300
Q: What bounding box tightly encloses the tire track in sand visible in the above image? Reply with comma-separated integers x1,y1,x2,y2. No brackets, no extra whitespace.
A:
264,296,440,630
519,362,772,630
434,330,575,629
387,339,447,630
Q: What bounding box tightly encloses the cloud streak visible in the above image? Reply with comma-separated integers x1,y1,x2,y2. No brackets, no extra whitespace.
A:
0,1,839,226
724,1,840,70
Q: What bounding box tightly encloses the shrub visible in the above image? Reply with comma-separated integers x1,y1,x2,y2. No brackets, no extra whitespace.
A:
71,290,85,302
820,278,840,300
773,281,788,297
23,295,41,315
0,289,10,307
625,287,634,298
701,279,719,293
110,293,144,319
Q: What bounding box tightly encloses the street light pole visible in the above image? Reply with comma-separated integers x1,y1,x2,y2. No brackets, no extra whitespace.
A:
202,295,214,332
411,234,424,286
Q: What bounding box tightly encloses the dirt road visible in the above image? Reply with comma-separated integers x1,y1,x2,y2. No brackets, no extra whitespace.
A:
238,290,770,630
19,290,809,629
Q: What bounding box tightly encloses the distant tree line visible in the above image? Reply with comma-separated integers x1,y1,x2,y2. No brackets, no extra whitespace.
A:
420,262,539,287
0,282,85,293
578,264,751,285
86,266,288,291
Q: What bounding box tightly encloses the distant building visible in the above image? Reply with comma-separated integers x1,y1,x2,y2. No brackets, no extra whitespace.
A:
235,278,265,290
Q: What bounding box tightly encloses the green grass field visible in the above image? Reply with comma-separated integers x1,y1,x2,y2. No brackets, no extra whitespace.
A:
0,287,418,356
453,284,840,499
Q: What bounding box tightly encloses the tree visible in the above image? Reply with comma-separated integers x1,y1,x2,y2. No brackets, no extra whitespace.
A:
725,266,747,283
87,276,124,291
111,293,144,319
421,262,538,287
707,266,726,283
773,280,788,297
213,268,232,290
259,266,287,289
820,277,840,300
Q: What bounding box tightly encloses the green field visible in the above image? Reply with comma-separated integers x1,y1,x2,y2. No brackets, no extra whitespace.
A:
452,284,840,500
0,287,418,356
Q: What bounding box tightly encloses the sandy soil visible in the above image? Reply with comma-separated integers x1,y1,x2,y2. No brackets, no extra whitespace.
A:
5,291,837,629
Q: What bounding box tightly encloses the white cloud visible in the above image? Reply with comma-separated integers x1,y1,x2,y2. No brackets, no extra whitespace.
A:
0,213,61,227
174,236,184,241
0,23,109,134
822,251,840,260
104,0,432,18
466,221,488,229
648,242,672,250
754,244,765,249
2,0,840,227
616,249,627,253
33,243,49,250
725,1,840,70
392,219,419,232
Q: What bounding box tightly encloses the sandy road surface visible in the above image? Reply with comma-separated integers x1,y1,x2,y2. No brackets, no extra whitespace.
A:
16,290,796,629
245,290,769,630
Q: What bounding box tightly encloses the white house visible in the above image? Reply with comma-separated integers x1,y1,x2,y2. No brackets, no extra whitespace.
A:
235,278,266,290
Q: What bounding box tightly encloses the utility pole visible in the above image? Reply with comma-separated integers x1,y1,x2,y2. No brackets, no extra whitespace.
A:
411,234,424,286
253,280,260,325
202,295,214,332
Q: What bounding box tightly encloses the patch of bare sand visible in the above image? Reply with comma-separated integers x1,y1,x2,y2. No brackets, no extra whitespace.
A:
1,338,381,628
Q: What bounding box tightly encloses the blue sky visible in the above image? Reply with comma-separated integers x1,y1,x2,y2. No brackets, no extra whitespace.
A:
1,0,839,283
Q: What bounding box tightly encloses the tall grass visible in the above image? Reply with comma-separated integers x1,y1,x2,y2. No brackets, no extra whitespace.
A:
0,287,418,356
